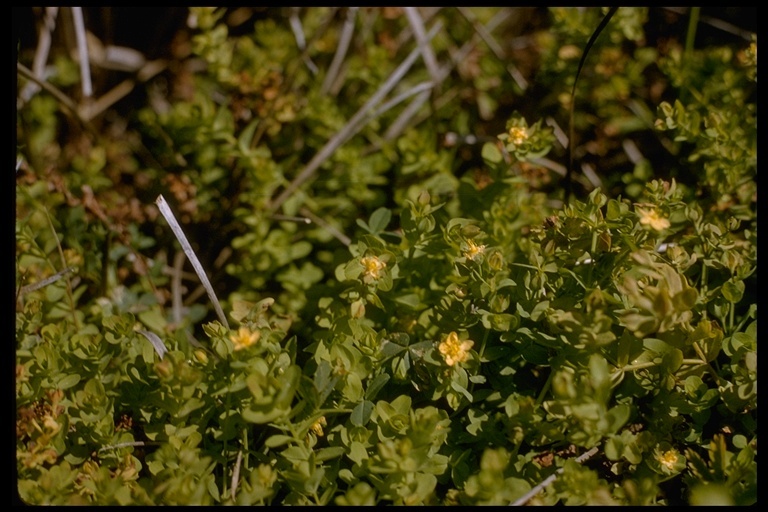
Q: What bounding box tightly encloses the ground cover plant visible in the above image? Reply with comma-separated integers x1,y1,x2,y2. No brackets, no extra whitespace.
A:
15,7,756,505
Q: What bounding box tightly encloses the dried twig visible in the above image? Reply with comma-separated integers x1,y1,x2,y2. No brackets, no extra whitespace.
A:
299,206,351,246
511,446,600,506
18,266,77,296
17,62,82,122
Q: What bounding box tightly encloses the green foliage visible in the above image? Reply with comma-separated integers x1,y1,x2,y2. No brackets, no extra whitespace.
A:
16,7,755,506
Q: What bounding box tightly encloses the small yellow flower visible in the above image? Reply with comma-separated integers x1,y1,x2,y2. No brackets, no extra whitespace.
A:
42,414,61,435
463,239,486,261
230,326,261,351
309,416,327,437
438,331,474,367
361,255,386,281
508,126,528,145
657,449,679,471
637,208,670,231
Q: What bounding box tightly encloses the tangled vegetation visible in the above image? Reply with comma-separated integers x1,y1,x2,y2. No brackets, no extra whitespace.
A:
15,7,756,505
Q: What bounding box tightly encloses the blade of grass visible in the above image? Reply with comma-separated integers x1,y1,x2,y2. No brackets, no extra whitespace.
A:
155,194,229,329
136,329,168,359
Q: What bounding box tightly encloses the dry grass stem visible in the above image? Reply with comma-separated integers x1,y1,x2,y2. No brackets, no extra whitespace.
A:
155,194,230,329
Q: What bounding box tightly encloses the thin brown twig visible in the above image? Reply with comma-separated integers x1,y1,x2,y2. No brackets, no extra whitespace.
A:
17,62,82,121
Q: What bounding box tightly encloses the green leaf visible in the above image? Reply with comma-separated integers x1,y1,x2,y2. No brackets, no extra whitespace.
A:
672,287,698,312
721,279,745,303
265,434,295,448
351,400,374,426
316,446,346,462
481,141,503,164
57,373,81,390
365,374,390,401
368,207,392,234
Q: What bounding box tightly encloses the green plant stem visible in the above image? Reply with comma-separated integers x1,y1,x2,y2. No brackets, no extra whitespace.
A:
477,329,490,362
728,300,735,333
699,263,709,320
43,207,79,330
685,8,700,58
535,368,554,406
692,342,724,387
242,427,249,474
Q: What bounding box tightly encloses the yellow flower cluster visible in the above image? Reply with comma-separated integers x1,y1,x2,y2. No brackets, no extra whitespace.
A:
657,449,679,470
508,126,528,145
463,239,486,261
438,331,474,366
637,208,670,231
230,326,261,351
361,255,386,281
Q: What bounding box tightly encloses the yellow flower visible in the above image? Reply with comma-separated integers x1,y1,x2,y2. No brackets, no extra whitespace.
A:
230,326,261,351
309,416,327,437
657,449,679,471
637,208,670,231
508,126,528,145
361,255,386,281
42,414,61,436
438,331,474,366
463,239,486,261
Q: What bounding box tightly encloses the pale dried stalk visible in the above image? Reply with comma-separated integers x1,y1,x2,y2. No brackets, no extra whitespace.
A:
18,266,76,296
137,329,168,359
511,446,600,506
155,194,229,329
403,7,441,85
19,6,58,102
231,449,243,501
70,7,92,98
289,7,318,75
269,21,442,213
320,7,357,95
